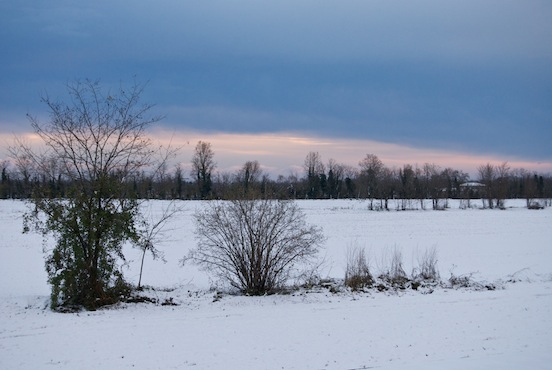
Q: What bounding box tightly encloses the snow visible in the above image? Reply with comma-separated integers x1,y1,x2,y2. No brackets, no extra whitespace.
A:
1,199,551,369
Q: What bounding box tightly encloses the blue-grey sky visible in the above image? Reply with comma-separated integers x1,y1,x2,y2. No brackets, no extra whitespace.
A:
1,0,551,175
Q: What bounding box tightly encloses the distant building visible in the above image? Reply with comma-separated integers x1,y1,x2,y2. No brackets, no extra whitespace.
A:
459,182,485,197
460,182,485,188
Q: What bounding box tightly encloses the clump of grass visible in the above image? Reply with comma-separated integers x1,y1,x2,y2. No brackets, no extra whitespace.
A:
412,246,440,283
344,245,373,291
448,271,497,291
378,247,409,289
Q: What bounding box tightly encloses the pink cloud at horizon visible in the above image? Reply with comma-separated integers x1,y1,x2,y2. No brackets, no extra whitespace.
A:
2,129,550,180
147,128,552,179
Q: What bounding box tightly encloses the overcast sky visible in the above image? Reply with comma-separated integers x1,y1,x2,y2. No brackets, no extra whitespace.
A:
1,1,551,177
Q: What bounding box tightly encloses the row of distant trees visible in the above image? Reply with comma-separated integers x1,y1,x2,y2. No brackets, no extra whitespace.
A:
2,143,550,208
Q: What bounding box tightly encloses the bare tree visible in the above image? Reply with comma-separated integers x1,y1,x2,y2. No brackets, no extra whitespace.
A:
421,163,448,210
10,79,172,310
304,151,325,198
398,164,416,210
478,162,509,209
521,169,542,208
135,201,182,290
191,141,216,199
0,160,12,198
478,163,495,208
7,141,39,198
327,158,345,199
236,160,263,197
186,199,325,295
174,164,184,199
341,165,359,199
495,162,510,209
359,154,384,209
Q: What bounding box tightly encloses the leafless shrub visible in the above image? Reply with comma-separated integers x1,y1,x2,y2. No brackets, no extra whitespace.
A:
447,267,497,291
412,247,440,283
185,199,324,295
448,273,476,289
378,247,409,289
136,201,183,290
344,245,373,291
292,254,334,292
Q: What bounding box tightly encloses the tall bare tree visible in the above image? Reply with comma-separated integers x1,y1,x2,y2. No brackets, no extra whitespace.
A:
477,162,510,209
398,164,416,210
304,151,325,198
10,79,169,310
191,141,216,199
327,158,345,199
495,162,510,209
237,160,263,197
359,154,384,209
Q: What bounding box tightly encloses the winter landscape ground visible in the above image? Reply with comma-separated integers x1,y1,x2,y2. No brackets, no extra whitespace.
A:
1,199,551,369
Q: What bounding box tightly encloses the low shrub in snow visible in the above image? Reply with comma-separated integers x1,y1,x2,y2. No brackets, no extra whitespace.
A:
377,248,409,289
185,199,325,295
344,245,374,291
412,247,440,283
447,268,498,291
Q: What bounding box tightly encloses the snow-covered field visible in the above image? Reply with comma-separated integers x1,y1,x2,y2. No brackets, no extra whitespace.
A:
1,199,551,369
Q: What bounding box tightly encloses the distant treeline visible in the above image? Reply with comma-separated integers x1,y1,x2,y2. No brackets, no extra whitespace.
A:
1,149,550,209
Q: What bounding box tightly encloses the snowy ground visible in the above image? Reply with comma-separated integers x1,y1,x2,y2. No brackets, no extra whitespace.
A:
1,199,551,369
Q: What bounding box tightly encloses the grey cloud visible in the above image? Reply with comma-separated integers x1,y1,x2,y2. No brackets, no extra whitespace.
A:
9,0,545,63
122,1,552,63
1,0,551,163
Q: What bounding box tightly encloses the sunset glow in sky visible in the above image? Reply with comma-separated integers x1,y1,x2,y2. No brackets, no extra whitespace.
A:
1,1,551,178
